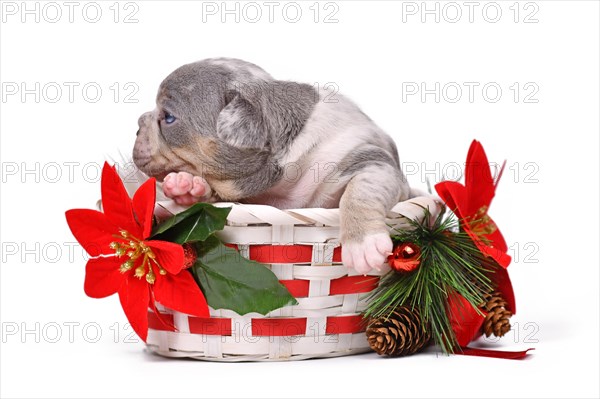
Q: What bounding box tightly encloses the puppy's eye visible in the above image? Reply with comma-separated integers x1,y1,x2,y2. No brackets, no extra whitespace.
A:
164,112,176,124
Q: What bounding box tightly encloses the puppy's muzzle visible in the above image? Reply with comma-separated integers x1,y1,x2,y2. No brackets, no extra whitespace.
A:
133,112,156,169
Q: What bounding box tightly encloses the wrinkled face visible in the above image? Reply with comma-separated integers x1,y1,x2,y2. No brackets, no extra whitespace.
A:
132,59,308,201
133,64,229,181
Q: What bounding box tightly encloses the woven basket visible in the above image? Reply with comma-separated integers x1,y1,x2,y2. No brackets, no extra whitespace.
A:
145,196,440,361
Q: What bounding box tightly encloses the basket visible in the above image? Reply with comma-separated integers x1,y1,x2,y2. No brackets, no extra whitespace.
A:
145,196,440,361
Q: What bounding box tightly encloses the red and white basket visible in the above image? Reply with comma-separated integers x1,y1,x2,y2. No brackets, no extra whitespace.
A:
145,197,440,361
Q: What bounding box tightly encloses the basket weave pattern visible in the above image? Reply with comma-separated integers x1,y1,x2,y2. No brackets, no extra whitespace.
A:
145,198,438,361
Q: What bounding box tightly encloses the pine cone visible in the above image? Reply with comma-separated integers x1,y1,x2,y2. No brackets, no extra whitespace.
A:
366,307,430,357
482,292,512,337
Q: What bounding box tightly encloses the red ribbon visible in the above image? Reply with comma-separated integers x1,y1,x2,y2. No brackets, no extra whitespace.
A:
148,312,365,336
280,275,379,297
226,244,343,264
458,346,534,359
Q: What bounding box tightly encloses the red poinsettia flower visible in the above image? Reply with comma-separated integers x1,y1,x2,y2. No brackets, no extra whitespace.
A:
435,140,516,345
435,140,511,268
65,162,209,341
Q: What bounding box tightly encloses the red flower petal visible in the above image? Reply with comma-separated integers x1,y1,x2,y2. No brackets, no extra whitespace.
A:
100,162,141,237
482,246,512,269
84,256,125,298
464,228,511,269
65,209,116,256
436,141,499,220
145,240,185,275
485,220,509,253
132,177,156,239
118,276,150,342
434,180,465,218
493,268,516,313
153,270,210,318
436,141,511,268
434,141,516,347
148,294,176,331
447,294,485,347
464,140,495,216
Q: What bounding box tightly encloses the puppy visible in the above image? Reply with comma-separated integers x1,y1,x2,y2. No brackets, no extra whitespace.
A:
133,58,411,274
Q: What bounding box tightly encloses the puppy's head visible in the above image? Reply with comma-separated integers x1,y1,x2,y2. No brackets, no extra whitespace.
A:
133,59,273,183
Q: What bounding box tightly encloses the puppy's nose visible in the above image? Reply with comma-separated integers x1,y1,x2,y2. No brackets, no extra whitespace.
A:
137,111,153,128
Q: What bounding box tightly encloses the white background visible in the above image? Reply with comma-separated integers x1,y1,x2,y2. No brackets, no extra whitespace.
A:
1,1,599,398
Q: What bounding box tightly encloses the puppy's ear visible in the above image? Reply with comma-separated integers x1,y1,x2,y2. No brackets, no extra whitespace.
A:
216,90,269,149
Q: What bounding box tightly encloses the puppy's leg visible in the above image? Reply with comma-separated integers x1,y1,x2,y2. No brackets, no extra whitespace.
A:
162,172,213,205
340,163,408,274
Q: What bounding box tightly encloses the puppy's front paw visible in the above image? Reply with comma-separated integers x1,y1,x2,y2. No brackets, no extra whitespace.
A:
162,172,212,205
342,232,392,275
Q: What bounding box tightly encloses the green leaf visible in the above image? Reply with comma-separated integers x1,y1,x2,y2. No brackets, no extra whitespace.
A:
190,236,298,315
150,203,231,244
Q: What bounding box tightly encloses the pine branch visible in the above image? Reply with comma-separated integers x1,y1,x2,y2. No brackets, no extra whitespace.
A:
364,208,496,354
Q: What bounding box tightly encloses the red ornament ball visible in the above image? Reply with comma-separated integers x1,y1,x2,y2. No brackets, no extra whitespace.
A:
388,242,421,273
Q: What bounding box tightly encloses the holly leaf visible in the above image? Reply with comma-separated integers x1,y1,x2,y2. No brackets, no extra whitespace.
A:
150,203,231,244
190,236,298,315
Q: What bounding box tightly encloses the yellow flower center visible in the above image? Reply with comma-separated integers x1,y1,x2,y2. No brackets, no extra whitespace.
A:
468,206,498,237
110,230,167,284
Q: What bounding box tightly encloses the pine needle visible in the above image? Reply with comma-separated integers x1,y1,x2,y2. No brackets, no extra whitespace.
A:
364,208,496,354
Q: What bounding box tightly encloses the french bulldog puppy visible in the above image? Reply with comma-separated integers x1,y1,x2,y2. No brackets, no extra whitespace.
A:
133,58,411,274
